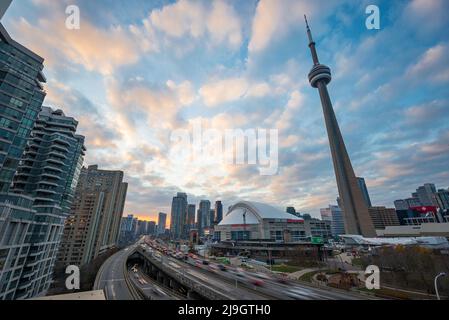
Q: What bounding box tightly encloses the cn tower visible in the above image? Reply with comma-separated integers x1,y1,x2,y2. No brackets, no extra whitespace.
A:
304,16,376,237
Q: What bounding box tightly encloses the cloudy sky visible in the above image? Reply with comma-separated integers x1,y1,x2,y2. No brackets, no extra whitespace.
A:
3,0,449,222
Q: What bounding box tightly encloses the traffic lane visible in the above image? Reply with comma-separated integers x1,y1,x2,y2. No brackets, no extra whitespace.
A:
96,249,133,300
153,254,269,300
179,258,361,300
130,268,181,300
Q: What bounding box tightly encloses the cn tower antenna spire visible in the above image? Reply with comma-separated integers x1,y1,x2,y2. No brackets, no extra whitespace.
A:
305,14,376,237
304,15,319,65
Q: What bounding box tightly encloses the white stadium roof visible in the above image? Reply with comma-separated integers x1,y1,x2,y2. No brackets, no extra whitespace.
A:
218,201,303,225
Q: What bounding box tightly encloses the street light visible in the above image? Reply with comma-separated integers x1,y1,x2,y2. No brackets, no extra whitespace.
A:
434,272,447,300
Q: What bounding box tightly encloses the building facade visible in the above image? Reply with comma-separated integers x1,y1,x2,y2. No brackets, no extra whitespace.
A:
157,212,166,235
215,200,223,224
58,165,127,267
170,192,187,239
198,200,210,236
368,206,400,230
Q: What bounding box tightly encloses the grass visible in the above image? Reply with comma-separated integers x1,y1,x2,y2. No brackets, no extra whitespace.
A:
270,264,303,273
299,270,323,282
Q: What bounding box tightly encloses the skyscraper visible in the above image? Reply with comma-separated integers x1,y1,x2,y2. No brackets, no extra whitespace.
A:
157,212,167,235
186,204,196,232
304,16,375,237
198,200,211,236
170,192,187,239
215,200,223,224
1,106,85,299
58,165,128,266
209,209,215,227
415,183,438,207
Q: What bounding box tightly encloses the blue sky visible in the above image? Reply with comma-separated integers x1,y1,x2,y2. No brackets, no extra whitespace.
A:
3,0,449,222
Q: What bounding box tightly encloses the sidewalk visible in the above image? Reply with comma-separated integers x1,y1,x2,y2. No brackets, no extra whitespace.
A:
287,268,319,280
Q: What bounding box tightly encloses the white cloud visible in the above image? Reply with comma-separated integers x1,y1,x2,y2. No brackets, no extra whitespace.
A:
149,0,242,49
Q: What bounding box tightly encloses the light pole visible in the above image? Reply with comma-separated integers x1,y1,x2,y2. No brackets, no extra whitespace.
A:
434,272,447,300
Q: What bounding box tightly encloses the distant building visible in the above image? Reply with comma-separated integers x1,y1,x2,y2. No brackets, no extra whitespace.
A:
147,221,156,235
209,209,215,227
198,200,211,236
324,205,345,236
215,201,223,224
58,165,128,267
170,192,187,239
157,212,167,235
415,183,438,207
137,220,148,236
368,206,400,230
304,218,332,241
186,204,196,232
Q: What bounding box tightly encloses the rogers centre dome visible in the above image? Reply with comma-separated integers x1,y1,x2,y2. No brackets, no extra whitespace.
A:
214,201,306,242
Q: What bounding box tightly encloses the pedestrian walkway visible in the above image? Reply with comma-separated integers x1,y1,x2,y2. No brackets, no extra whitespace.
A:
286,268,319,280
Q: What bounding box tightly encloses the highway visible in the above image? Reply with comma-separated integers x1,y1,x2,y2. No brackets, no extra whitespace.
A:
94,238,371,300
94,247,135,300
141,241,366,300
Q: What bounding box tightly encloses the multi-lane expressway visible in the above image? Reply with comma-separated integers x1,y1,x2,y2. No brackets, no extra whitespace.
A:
94,240,371,300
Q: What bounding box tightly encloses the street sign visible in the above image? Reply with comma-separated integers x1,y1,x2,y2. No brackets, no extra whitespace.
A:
311,236,323,244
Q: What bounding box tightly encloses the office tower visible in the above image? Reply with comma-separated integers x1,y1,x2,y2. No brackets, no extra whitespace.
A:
147,221,156,235
3,106,85,300
320,207,332,222
215,200,223,224
0,0,12,20
209,209,215,227
198,200,211,236
304,17,375,237
196,208,202,236
157,212,166,235
169,192,187,239
326,205,345,237
58,165,128,267
186,204,195,233
357,177,372,207
415,184,438,207
368,206,400,230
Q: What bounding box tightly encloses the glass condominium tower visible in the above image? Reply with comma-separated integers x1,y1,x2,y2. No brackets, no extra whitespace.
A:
0,23,46,300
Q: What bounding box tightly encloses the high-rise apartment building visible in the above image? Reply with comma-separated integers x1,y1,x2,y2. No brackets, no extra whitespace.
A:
215,200,223,224
305,17,375,237
170,192,187,239
0,22,47,300
435,189,449,211
157,212,166,235
58,165,127,266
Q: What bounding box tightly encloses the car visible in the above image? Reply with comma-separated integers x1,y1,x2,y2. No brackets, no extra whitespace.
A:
247,277,264,286
202,260,209,265
217,264,227,271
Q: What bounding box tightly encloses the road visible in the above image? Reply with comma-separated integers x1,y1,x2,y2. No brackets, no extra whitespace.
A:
94,246,135,300
141,241,367,300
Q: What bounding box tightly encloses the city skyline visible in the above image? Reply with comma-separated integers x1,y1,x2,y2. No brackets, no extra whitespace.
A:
2,0,449,222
